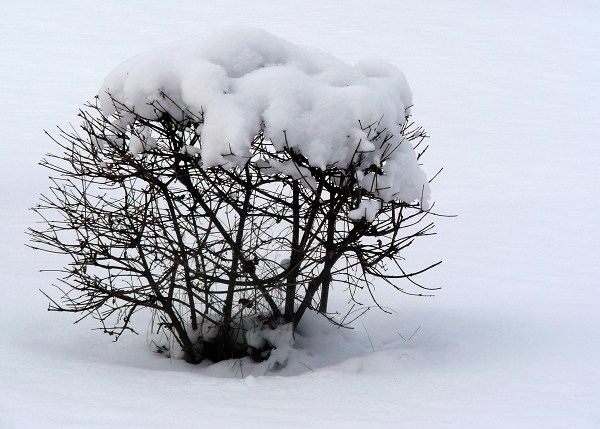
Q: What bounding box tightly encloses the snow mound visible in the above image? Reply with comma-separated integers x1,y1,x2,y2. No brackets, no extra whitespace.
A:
99,27,430,206
199,311,374,378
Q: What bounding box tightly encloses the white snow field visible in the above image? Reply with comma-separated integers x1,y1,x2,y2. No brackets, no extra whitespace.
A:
1,1,599,427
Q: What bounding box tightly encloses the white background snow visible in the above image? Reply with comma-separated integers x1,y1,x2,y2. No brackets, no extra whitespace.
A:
1,1,599,427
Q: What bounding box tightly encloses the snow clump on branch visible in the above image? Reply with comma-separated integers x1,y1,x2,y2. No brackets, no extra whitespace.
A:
99,27,430,207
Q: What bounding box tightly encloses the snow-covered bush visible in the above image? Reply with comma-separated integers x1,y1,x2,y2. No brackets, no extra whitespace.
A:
29,28,440,364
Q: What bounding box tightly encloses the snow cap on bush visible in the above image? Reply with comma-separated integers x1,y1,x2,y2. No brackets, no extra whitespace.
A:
99,27,430,207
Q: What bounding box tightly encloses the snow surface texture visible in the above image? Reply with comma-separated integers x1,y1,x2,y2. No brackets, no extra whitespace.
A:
2,1,600,428
100,27,430,207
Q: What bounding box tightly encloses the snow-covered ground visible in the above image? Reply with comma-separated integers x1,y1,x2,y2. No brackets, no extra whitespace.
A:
1,1,599,427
